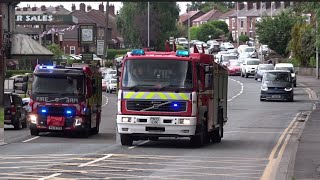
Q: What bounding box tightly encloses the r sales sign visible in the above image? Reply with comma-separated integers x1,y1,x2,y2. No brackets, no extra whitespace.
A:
16,15,53,22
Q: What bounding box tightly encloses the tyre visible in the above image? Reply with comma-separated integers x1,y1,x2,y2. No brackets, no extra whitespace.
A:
260,98,265,101
288,95,294,102
30,129,39,136
81,128,90,138
255,77,257,80
120,134,133,146
241,71,244,77
13,117,22,130
22,121,27,128
294,83,297,87
245,73,249,78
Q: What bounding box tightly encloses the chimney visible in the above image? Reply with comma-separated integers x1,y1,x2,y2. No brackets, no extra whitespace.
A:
41,5,46,11
284,2,290,8
16,7,21,11
80,3,85,12
256,2,261,9
247,2,254,10
87,5,92,11
71,4,76,11
23,7,28,11
108,4,115,15
239,3,245,10
99,3,104,12
32,7,37,11
265,2,271,9
55,6,59,11
275,1,281,9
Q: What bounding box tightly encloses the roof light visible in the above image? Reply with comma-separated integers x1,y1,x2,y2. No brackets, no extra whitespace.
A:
39,66,54,69
131,49,145,55
176,50,190,57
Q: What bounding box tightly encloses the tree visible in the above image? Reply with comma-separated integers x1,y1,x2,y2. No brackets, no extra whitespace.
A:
208,20,229,34
190,26,200,40
117,2,179,50
256,11,299,57
197,23,224,42
46,43,63,60
288,23,316,67
239,35,249,43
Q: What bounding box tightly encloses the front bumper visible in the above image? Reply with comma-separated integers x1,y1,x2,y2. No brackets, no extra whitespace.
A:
228,69,241,75
246,69,256,75
117,115,197,137
260,89,293,101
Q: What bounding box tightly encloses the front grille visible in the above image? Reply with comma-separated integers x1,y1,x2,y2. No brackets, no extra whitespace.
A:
126,100,187,112
37,106,77,127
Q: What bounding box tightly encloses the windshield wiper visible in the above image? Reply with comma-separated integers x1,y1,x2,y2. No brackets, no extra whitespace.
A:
159,85,186,91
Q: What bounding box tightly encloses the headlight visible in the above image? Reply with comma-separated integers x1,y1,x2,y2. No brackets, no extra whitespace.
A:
261,85,268,91
179,119,190,125
29,114,37,124
74,117,83,126
285,87,292,91
122,117,132,123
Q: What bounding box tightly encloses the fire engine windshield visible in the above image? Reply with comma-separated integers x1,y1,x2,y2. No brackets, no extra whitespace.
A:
32,75,84,95
122,59,193,90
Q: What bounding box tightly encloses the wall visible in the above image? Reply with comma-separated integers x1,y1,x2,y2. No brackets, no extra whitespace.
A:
296,67,317,76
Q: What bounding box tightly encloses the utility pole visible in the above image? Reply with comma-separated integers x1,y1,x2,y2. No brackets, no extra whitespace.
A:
0,4,3,108
236,2,239,48
316,18,319,79
147,2,150,48
103,1,109,65
188,15,190,51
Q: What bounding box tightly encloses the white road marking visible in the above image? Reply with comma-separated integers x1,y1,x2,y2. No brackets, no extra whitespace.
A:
102,95,109,107
78,154,113,167
38,173,61,180
128,140,150,149
228,78,244,102
22,136,39,143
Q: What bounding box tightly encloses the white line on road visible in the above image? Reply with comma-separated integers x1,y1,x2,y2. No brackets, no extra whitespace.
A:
102,95,109,107
228,78,244,102
128,140,150,149
22,136,39,143
38,173,61,180
78,154,113,167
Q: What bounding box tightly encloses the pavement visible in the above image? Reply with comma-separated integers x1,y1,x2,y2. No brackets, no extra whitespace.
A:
0,128,4,145
0,75,317,179
293,75,320,180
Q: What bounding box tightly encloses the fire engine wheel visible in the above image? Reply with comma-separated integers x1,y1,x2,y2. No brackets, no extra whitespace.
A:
13,117,23,130
120,134,133,146
30,129,39,136
190,117,209,147
81,128,91,138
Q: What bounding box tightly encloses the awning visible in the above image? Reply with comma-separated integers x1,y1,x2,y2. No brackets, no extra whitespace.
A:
11,33,54,59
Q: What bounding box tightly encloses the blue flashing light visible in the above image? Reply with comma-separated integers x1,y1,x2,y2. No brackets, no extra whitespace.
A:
131,49,145,55
66,110,72,114
39,107,48,114
39,66,54,69
173,103,178,107
41,109,47,113
176,50,190,57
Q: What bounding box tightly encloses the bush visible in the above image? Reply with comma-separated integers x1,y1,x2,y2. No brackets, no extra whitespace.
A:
239,35,249,43
288,58,301,67
309,56,316,68
5,70,33,78
176,45,185,50
107,49,131,60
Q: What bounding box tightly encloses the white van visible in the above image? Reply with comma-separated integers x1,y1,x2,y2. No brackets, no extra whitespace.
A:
274,63,297,87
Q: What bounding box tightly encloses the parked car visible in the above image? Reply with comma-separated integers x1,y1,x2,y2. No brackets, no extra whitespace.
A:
227,60,242,76
237,45,249,54
195,41,208,49
207,40,218,46
4,92,28,129
240,58,261,78
254,64,275,81
208,42,220,54
175,37,189,48
227,48,239,56
102,79,107,91
22,98,31,112
274,63,297,87
106,79,118,93
104,69,117,81
260,70,294,102
214,51,229,63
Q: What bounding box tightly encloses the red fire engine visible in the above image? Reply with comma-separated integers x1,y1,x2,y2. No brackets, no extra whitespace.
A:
117,45,228,146
28,64,102,137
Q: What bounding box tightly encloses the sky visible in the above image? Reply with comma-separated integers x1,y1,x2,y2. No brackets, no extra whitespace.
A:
18,1,190,15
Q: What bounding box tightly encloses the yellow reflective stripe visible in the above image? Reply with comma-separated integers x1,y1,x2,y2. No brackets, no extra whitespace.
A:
145,92,155,99
179,93,189,100
168,93,178,100
158,93,167,99
125,92,135,99
135,92,145,99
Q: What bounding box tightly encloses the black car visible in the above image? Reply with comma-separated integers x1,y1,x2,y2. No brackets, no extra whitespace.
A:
254,64,275,81
260,70,293,102
4,92,28,129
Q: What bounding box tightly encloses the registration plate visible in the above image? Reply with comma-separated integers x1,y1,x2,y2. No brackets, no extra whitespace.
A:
150,117,160,124
272,95,281,99
48,126,62,130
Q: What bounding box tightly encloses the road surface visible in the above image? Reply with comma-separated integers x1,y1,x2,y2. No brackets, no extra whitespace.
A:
1,76,314,179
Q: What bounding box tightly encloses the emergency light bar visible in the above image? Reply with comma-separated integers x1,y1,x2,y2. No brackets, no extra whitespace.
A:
176,50,190,57
39,65,54,69
131,49,145,55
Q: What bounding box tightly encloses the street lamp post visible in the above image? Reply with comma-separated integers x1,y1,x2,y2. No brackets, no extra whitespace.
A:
236,2,239,48
188,14,190,51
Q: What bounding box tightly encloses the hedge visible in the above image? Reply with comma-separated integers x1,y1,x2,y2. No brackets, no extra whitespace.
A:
6,70,33,78
107,49,131,60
